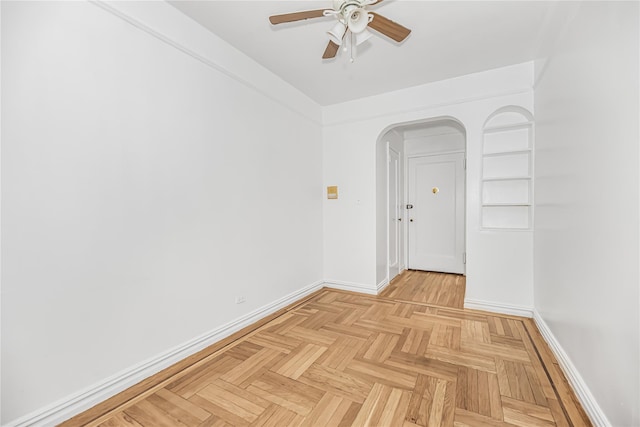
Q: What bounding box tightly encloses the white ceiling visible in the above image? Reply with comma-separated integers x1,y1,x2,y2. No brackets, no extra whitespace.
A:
169,1,558,106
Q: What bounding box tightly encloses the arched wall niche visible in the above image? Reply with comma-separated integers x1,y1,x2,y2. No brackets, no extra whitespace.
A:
481,106,534,230
484,105,534,128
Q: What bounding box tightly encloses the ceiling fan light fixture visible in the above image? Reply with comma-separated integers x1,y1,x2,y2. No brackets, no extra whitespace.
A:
327,21,347,45
346,7,372,33
355,28,373,45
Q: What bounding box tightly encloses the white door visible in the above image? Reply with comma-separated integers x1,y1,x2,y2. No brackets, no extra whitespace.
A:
388,147,400,281
407,153,465,274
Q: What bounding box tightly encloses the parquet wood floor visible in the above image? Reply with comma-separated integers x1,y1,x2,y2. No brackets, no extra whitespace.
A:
379,271,465,308
62,271,591,427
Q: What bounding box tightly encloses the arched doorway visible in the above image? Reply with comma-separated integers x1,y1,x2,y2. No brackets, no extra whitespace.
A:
376,117,467,286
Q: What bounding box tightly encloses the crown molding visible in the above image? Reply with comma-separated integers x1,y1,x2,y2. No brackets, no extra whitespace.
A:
90,1,322,126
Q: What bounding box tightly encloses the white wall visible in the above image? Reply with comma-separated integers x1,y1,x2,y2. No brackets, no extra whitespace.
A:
323,63,534,311
1,1,323,424
533,2,639,426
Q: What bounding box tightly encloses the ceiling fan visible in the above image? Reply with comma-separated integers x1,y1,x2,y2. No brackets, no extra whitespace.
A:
269,0,411,60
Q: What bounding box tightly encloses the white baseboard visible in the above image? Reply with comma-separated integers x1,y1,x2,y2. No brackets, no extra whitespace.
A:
324,280,378,295
5,280,324,427
464,298,533,318
533,311,610,427
376,278,390,293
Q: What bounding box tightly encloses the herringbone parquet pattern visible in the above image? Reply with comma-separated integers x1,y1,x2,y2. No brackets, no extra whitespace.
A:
74,271,591,427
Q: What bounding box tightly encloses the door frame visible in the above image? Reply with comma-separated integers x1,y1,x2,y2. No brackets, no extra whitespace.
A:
387,144,401,283
404,149,467,275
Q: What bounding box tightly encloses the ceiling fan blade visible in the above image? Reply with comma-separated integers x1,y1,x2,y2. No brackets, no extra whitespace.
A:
368,12,411,42
269,9,327,25
322,40,340,59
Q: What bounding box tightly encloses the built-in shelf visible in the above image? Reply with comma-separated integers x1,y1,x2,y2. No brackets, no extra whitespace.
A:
481,111,533,230
482,203,531,207
483,121,533,134
482,176,531,182
481,226,531,232
482,149,532,158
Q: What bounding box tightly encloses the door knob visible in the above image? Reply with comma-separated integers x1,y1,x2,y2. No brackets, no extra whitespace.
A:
410,219,414,222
